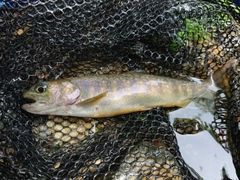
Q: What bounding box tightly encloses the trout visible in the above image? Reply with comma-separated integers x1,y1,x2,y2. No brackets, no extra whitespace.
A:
22,60,237,118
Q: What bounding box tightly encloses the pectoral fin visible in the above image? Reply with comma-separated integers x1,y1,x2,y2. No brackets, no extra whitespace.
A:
76,92,107,107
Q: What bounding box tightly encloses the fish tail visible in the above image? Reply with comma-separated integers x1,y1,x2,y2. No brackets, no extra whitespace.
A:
199,59,238,100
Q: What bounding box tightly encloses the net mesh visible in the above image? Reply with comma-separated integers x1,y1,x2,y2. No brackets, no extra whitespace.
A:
0,0,239,179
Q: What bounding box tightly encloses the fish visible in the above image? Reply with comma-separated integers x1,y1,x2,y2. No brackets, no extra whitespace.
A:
22,59,237,118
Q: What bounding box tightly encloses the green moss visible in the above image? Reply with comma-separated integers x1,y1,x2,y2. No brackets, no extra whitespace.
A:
175,18,213,46
150,5,236,52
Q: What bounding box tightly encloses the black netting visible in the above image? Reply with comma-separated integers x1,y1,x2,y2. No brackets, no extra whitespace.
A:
0,0,240,179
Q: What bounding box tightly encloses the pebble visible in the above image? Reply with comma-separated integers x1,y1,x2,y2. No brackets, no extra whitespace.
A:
77,126,86,133
62,135,71,142
54,124,63,131
95,159,102,165
54,132,63,139
101,67,110,73
6,148,15,155
69,131,78,138
39,125,47,131
166,157,175,165
62,120,70,127
46,121,55,128
84,123,92,129
79,167,87,173
70,139,79,144
54,140,63,147
163,164,170,169
231,31,236,37
170,166,179,175
120,163,131,172
33,127,39,134
54,162,61,169
132,162,141,172
17,28,24,35
152,170,159,176
89,165,97,173
149,176,156,180
39,132,47,138
62,127,71,134
77,119,85,125
78,134,86,141
46,129,54,135
69,117,78,122
127,175,138,180
159,168,167,176
54,117,63,123
69,123,78,129
125,154,135,163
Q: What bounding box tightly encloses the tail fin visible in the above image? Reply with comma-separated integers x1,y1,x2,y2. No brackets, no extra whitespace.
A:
191,59,237,112
211,59,238,89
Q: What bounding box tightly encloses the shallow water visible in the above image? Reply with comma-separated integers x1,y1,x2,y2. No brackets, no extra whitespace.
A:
170,102,238,180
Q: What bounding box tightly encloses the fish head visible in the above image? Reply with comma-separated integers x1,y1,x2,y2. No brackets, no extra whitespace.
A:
22,80,81,115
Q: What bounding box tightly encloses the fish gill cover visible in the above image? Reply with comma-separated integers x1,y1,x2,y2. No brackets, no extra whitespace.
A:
0,0,239,179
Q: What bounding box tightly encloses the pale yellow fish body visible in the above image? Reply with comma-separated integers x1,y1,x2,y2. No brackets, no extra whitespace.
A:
22,73,210,117
22,59,237,118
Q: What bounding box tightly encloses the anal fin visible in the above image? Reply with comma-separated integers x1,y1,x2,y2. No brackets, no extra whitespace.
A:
161,99,191,108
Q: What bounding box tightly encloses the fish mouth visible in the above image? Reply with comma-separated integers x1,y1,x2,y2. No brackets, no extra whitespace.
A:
22,100,47,110
22,91,47,106
23,96,48,105
23,97,37,104
22,95,48,112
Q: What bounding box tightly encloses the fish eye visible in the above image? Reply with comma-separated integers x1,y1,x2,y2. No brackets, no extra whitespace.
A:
34,83,48,93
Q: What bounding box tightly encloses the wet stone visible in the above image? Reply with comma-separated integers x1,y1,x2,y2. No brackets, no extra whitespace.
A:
77,119,85,125
54,162,61,169
61,127,71,134
62,135,71,142
70,139,79,144
69,123,78,129
84,123,92,129
6,148,15,155
95,159,102,165
77,134,86,141
77,126,86,133
69,130,78,138
54,132,63,139
39,132,47,138
163,164,170,169
39,125,47,131
62,120,70,127
125,154,135,163
170,166,179,175
89,165,97,173
166,156,175,165
54,117,63,123
46,129,54,135
69,117,78,122
54,124,63,131
46,121,55,128
120,163,131,172
132,162,141,172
